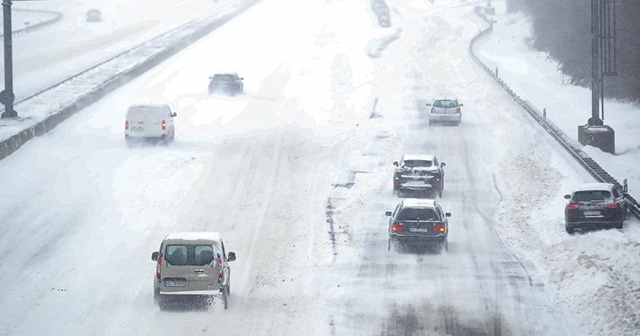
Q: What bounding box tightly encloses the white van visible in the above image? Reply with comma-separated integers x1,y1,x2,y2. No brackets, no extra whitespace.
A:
125,103,176,145
151,232,236,309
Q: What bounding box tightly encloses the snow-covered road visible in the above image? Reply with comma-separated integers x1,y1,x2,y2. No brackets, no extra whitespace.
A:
1,0,637,335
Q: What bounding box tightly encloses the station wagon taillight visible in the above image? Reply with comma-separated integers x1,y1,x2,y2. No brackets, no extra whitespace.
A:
605,203,618,209
161,120,167,131
391,223,405,232
156,256,162,280
125,120,129,130
567,203,580,210
432,224,446,233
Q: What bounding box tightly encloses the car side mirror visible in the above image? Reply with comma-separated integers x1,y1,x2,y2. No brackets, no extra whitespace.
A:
385,211,392,216
445,212,451,217
393,161,398,166
240,77,244,80
227,252,236,262
441,162,446,167
171,112,177,117
151,252,159,261
426,103,431,107
564,194,571,200
459,103,464,106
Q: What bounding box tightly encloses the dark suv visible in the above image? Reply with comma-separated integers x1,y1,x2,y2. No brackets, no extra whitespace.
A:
385,198,451,252
208,73,244,96
564,183,627,234
393,154,445,198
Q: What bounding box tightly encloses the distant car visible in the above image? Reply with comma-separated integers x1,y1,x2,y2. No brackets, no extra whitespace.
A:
385,198,450,252
427,98,463,126
564,183,627,234
393,154,446,198
125,103,176,146
208,73,244,96
86,9,102,22
151,232,236,310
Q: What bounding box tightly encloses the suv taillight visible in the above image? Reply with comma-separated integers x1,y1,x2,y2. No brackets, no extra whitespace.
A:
605,203,618,209
567,203,580,210
456,107,461,113
125,120,129,130
391,223,405,232
394,177,400,185
217,255,224,283
430,107,436,114
156,256,162,280
161,120,167,131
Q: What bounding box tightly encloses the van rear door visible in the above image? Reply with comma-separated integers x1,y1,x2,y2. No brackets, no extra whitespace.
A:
126,105,164,138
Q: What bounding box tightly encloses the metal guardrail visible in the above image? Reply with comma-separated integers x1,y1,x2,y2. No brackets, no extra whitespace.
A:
1,9,63,37
0,0,260,161
469,6,640,219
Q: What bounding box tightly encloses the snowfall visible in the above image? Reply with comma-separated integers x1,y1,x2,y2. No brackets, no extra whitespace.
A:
0,0,638,335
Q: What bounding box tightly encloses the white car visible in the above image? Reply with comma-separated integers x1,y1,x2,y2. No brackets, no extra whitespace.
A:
125,103,176,146
427,98,463,126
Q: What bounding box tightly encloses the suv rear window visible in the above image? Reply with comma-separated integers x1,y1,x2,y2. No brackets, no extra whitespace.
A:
213,74,235,82
165,244,215,266
397,208,439,221
572,190,612,202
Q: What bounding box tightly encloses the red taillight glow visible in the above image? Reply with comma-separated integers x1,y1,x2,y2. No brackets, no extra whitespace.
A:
156,256,162,280
567,203,580,210
605,203,618,209
432,224,446,233
161,120,167,131
391,223,405,232
217,255,223,282
394,178,400,185
125,120,129,130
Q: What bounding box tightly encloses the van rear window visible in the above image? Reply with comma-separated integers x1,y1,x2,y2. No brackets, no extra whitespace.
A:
165,245,215,266
127,106,165,119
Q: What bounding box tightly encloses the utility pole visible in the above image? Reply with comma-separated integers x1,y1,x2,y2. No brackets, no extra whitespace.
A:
579,0,617,153
0,0,16,118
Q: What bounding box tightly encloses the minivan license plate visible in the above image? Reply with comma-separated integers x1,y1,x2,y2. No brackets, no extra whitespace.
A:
583,210,601,217
164,280,187,287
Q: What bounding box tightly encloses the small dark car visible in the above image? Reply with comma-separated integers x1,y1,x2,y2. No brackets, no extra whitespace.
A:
564,183,627,234
393,154,445,198
86,9,102,22
385,198,450,252
208,73,244,96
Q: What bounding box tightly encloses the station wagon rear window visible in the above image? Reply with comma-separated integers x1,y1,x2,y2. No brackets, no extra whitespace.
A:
165,244,215,266
397,208,439,221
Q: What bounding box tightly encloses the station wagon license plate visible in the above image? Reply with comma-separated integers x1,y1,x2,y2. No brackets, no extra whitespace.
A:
164,280,187,287
409,228,430,233
583,210,601,217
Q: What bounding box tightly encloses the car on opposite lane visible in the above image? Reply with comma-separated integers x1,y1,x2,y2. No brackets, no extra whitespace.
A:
427,98,463,126
208,73,244,96
564,183,627,234
385,198,451,253
393,154,446,198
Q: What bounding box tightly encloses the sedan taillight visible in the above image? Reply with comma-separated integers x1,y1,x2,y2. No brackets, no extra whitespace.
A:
567,203,580,210
391,223,405,232
432,223,446,233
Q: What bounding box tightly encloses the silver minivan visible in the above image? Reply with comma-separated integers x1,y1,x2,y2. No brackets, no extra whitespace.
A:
125,103,176,146
151,232,236,309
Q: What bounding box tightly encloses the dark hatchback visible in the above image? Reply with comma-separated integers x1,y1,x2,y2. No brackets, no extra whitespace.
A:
208,73,244,96
564,183,627,234
385,198,450,252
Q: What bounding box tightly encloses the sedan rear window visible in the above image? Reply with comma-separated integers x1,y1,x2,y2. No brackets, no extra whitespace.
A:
165,244,215,266
433,100,458,108
572,190,612,203
397,208,439,221
403,160,432,167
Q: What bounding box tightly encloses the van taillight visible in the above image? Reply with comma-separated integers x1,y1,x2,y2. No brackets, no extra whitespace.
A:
217,255,223,283
156,256,162,280
161,120,167,130
125,120,129,130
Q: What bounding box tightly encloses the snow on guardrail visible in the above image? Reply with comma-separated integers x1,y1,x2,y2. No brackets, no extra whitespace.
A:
468,6,640,220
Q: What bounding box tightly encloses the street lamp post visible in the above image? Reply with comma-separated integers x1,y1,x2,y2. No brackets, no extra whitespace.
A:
1,0,16,119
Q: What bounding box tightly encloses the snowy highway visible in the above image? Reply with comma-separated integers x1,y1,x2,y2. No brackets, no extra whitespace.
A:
0,0,638,335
